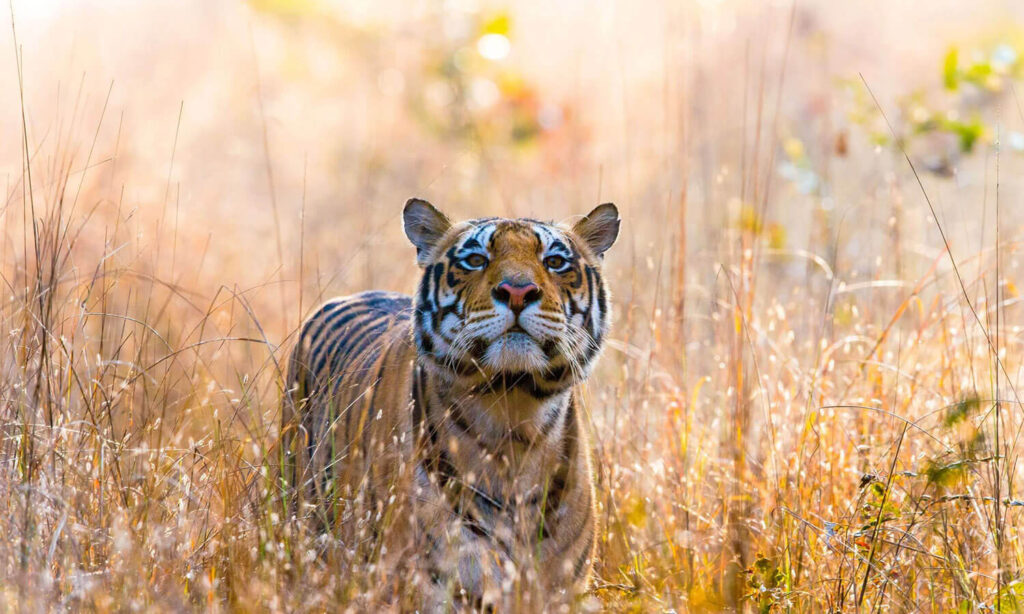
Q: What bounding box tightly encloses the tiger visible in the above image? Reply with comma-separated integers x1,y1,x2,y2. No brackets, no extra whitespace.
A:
280,198,620,610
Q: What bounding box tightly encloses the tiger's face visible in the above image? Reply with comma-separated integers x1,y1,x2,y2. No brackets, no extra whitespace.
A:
404,199,620,390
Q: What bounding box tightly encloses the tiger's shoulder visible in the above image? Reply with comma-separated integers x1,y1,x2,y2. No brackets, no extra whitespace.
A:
288,290,417,393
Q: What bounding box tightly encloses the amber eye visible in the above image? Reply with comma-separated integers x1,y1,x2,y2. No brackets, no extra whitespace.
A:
461,253,488,269
544,255,569,271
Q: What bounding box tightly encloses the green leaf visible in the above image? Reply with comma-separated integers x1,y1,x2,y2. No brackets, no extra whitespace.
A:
995,580,1024,613
963,61,994,86
924,458,968,488
945,396,980,427
941,118,985,153
943,47,959,90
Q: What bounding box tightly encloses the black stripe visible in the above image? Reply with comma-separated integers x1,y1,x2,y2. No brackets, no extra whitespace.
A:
298,300,342,345
310,310,378,375
433,449,457,487
470,371,564,400
448,404,476,436
436,301,461,329
549,239,570,254
416,328,435,354
542,364,568,383
417,263,435,307
562,398,578,459
424,352,477,376
582,266,596,328
463,517,490,538
469,338,488,360
325,315,389,379
306,303,372,372
538,402,565,436
469,223,490,248
433,260,446,291
542,339,558,357
544,399,577,515
593,268,607,326
423,392,442,447
411,365,425,435
473,489,506,515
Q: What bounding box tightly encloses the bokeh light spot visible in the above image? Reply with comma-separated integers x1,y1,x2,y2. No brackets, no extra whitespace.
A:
477,33,510,60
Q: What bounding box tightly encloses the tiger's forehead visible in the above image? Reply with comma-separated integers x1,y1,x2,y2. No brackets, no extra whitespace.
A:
452,218,573,255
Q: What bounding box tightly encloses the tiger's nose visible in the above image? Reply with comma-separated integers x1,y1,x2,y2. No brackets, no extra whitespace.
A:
492,281,541,314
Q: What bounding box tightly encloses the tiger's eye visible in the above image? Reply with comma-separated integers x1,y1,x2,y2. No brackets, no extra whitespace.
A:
464,254,488,269
544,255,567,270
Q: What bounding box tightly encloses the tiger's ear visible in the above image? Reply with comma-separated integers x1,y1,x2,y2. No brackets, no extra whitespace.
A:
573,203,620,258
403,198,452,265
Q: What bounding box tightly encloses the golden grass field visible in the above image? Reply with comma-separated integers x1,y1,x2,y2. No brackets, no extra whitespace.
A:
2,0,1024,611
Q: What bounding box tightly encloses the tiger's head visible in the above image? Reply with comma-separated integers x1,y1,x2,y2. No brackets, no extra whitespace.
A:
403,199,619,394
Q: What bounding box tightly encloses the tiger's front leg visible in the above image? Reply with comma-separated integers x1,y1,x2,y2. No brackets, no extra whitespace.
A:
411,466,517,610
432,524,515,610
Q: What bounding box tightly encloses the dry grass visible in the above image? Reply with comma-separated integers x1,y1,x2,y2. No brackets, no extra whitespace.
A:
2,0,1023,611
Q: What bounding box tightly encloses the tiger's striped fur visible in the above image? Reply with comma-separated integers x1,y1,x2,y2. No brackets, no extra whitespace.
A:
280,200,620,609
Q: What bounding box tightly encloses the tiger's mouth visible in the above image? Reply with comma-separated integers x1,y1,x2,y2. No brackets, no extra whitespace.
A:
480,325,549,372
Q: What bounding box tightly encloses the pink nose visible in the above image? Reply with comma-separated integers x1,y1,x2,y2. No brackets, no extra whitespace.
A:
493,281,541,312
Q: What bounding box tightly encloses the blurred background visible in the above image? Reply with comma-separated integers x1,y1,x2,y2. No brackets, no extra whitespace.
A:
2,0,1024,610
5,0,1024,313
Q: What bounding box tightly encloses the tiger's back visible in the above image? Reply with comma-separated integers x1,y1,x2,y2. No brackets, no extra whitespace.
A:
281,291,418,529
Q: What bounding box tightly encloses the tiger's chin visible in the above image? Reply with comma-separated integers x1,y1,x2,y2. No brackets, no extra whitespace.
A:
481,331,550,373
